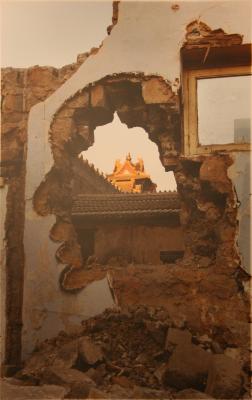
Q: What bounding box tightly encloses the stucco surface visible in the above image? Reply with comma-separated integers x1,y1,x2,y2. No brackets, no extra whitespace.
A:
22,212,114,356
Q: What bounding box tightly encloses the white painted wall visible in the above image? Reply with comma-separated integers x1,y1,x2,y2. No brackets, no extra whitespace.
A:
22,1,252,357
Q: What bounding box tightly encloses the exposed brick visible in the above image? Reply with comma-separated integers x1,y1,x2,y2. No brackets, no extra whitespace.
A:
142,78,173,104
91,84,108,108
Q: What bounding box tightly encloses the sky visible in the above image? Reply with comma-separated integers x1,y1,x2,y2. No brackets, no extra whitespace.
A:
1,1,113,68
198,75,251,145
84,114,177,191
1,0,177,191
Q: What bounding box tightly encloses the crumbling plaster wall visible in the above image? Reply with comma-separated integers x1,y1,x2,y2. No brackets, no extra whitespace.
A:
1,1,250,362
1,60,95,370
228,152,251,274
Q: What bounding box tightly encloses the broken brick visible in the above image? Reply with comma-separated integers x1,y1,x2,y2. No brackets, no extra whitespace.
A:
142,78,173,104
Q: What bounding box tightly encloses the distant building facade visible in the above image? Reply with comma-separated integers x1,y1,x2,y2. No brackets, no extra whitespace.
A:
72,192,184,264
107,153,157,193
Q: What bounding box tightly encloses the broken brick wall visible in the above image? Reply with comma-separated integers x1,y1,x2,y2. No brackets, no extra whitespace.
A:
1,0,251,370
175,155,238,268
0,58,87,372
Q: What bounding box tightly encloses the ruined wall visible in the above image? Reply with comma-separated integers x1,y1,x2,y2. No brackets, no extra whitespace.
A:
94,224,184,264
1,0,251,369
175,155,239,268
0,57,94,371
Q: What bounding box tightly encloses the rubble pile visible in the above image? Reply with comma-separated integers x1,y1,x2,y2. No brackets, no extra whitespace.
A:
2,307,250,399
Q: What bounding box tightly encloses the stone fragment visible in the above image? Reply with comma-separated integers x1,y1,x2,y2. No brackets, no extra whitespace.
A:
53,340,79,369
51,117,74,142
2,94,23,112
87,387,109,399
55,242,82,268
154,363,167,384
135,352,149,364
175,388,214,399
165,328,192,350
205,354,243,399
197,334,212,345
91,85,108,108
111,375,134,388
197,256,212,268
19,346,58,380
199,156,231,193
169,312,186,329
42,366,94,386
144,320,166,345
1,122,20,136
41,367,94,399
56,106,75,119
27,66,58,87
132,385,173,399
1,380,67,399
50,221,77,243
1,135,22,163
162,343,212,390
142,78,173,104
108,384,132,399
211,341,223,354
78,336,104,365
67,91,89,109
224,347,241,361
85,366,105,385
76,125,91,142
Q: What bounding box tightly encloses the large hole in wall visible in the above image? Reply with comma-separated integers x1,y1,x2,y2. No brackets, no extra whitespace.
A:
82,113,177,192
73,113,179,265
33,73,184,291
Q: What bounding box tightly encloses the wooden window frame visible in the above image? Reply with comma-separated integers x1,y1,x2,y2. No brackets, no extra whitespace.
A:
183,64,252,155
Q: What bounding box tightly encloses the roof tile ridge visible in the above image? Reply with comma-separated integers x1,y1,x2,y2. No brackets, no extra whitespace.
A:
79,156,120,192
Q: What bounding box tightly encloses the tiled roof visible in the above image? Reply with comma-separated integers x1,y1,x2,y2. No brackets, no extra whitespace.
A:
73,157,120,194
72,192,180,218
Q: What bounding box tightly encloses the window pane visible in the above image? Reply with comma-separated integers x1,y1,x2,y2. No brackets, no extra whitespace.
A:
197,75,251,145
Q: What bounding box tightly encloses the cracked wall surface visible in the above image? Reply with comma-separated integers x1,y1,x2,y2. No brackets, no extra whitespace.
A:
0,0,251,370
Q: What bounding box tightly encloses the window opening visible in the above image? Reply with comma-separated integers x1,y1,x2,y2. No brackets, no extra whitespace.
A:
197,75,251,145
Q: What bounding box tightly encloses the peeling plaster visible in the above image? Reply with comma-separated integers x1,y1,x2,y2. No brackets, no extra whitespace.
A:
23,277,115,357
22,210,114,357
228,152,251,274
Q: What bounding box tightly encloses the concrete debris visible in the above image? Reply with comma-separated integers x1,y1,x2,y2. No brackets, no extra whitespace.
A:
87,387,109,398
41,366,94,398
53,339,79,369
42,366,95,386
165,328,192,351
11,307,250,399
206,354,244,399
78,336,104,366
174,388,214,399
162,343,212,390
0,380,67,399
